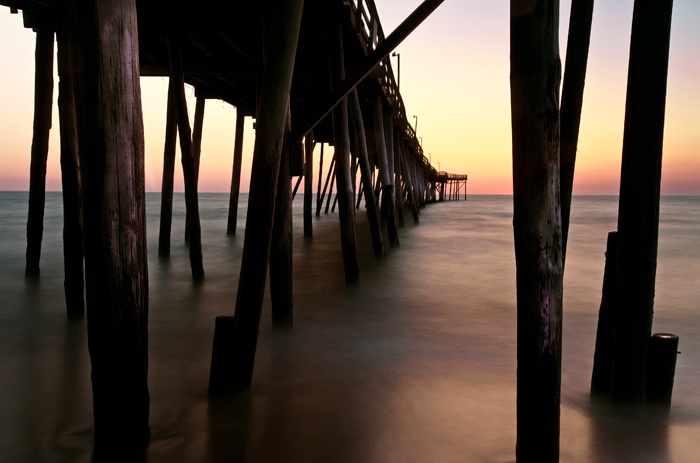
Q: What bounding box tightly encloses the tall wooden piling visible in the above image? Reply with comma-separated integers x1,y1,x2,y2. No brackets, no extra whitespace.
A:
75,0,150,450
560,0,594,264
303,133,314,238
348,89,384,259
394,131,405,227
25,28,54,277
227,110,246,235
373,96,399,246
223,0,304,389
510,1,563,461
57,6,84,318
328,24,360,282
185,96,206,242
158,80,177,256
168,35,205,279
315,143,325,216
270,114,294,327
611,0,674,403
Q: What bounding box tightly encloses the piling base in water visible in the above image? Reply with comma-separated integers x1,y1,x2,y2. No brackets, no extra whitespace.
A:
647,333,679,410
209,316,236,396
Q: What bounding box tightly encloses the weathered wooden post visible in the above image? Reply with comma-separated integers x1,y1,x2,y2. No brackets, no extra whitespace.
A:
510,1,563,461
400,146,420,224
168,35,205,279
220,0,304,389
611,0,674,403
227,110,246,235
315,143,325,216
348,89,384,259
320,158,336,214
328,24,360,282
75,0,150,451
270,113,294,327
591,231,618,396
158,80,177,256
57,3,84,318
184,96,206,242
560,0,594,264
303,133,314,238
374,96,399,246
25,27,54,277
394,131,405,227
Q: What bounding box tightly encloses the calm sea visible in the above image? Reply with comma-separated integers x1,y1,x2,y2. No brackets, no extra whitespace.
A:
1,192,698,462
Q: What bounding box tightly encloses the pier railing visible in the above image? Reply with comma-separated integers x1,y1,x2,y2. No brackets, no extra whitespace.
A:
346,0,418,155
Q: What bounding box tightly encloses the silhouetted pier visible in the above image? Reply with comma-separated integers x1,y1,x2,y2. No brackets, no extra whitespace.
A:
3,0,679,461
2,0,470,454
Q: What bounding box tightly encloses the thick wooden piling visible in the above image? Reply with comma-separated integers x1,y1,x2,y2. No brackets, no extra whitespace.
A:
168,35,205,279
348,89,384,259
227,110,246,235
560,0,594,264
75,0,150,450
373,96,399,246
591,231,618,396
510,1,563,461
611,0,674,403
328,24,360,282
158,80,177,256
223,0,304,389
647,333,679,409
25,28,54,277
56,6,84,318
270,115,294,327
303,133,314,238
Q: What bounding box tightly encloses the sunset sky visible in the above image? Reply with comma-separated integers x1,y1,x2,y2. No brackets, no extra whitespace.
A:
0,1,698,195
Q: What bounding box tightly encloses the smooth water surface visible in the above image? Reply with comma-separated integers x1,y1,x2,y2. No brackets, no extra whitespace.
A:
1,193,698,462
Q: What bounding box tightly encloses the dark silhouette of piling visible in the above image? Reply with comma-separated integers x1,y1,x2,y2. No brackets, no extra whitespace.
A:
25,27,54,277
158,80,177,257
270,116,294,327
168,34,204,279
591,231,618,396
56,11,85,318
510,1,563,461
74,0,150,451
348,88,384,259
373,96,399,246
560,0,594,265
647,333,679,409
328,23,360,282
224,0,304,389
303,133,314,238
227,111,246,235
611,0,674,404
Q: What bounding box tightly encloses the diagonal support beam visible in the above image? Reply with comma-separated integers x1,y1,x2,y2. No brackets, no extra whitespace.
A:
292,0,445,141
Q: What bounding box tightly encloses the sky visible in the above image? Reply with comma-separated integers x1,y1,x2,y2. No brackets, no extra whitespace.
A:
0,1,698,195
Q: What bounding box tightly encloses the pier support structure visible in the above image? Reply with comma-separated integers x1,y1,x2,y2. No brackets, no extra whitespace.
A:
611,0,674,403
25,27,54,277
510,1,563,461
74,0,150,451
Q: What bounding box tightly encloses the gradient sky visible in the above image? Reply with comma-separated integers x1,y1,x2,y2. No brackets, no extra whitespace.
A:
0,1,698,195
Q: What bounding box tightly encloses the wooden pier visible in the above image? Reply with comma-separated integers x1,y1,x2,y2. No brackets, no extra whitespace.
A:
2,0,678,461
2,0,462,453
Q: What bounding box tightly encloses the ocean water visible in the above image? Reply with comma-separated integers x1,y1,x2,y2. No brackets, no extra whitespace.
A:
0,192,698,462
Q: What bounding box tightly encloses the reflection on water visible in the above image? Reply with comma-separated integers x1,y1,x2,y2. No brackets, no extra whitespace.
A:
0,193,699,462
